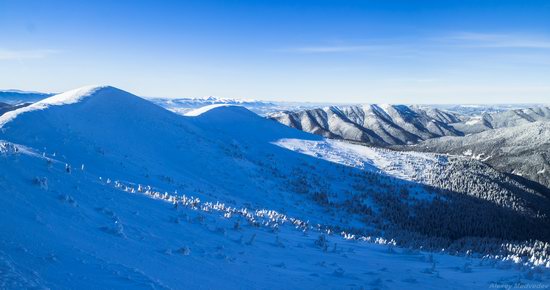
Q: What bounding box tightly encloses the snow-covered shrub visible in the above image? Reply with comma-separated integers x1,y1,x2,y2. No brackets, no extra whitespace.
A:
177,246,191,256
315,234,329,252
32,177,48,190
246,233,256,245
0,142,18,155
312,191,329,205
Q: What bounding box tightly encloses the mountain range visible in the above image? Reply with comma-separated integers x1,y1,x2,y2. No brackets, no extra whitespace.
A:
269,104,550,189
405,121,550,188
268,105,465,146
1,86,548,288
451,106,550,134
0,90,54,105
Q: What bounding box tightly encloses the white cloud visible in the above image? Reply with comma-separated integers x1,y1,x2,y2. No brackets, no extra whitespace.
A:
0,49,60,61
445,32,550,49
279,45,387,53
282,32,550,55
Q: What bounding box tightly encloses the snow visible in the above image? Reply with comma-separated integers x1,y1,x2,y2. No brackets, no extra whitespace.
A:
2,141,547,289
0,89,44,94
273,138,446,200
0,86,548,289
269,104,464,146
0,85,106,127
412,121,550,188
149,96,318,116
184,103,234,116
465,116,483,125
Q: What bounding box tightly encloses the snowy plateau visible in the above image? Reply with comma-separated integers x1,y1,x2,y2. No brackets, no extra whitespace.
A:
1,86,549,289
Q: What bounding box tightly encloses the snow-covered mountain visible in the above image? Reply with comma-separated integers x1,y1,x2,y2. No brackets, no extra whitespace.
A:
1,86,549,288
0,102,15,115
0,90,54,105
0,102,31,116
405,121,550,189
270,105,550,189
268,105,464,146
269,104,550,145
452,106,550,134
148,96,330,116
431,104,546,117
148,96,280,115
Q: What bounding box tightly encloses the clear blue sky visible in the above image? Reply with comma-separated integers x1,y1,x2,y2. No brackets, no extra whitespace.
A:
1,0,549,103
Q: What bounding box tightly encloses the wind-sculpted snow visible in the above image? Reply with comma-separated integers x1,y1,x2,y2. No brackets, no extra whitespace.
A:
1,86,550,288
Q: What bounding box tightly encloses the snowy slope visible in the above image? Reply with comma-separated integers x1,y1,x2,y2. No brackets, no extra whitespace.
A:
452,106,550,134
406,121,550,188
4,147,547,289
270,104,550,190
1,86,549,289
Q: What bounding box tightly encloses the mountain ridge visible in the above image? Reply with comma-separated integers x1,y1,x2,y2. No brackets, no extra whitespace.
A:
268,104,465,146
404,121,550,188
1,86,549,288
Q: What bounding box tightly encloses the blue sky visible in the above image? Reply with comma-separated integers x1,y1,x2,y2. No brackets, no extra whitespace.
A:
1,0,549,103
